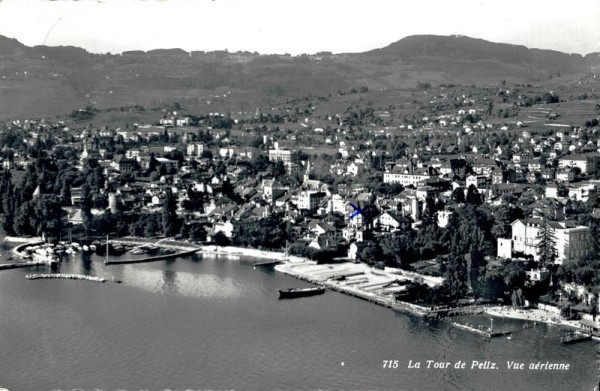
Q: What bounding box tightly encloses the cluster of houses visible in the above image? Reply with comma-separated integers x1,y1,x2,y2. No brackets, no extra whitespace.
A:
3,112,600,265
3,98,600,325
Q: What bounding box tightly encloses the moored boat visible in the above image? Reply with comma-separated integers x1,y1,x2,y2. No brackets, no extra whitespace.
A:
278,286,326,299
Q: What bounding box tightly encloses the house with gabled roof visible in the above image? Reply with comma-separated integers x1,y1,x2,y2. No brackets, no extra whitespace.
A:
374,211,410,232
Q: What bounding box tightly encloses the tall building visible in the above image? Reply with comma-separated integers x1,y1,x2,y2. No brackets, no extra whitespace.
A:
497,219,590,264
268,142,300,164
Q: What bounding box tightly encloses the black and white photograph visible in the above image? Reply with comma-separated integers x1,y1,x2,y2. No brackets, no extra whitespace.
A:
1,0,600,390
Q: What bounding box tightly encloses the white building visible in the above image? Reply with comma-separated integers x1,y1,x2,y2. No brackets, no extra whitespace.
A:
383,167,434,187
187,143,205,157
296,191,326,212
568,183,597,202
497,219,590,264
466,175,487,189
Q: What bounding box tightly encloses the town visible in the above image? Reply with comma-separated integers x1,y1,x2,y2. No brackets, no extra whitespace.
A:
2,81,600,331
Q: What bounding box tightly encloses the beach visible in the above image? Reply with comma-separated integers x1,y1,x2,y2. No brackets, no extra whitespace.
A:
484,305,584,331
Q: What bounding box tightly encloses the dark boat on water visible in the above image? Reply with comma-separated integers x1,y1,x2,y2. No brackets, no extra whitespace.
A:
278,287,326,299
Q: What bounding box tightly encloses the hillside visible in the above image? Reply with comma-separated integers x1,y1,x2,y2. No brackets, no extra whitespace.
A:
0,34,599,119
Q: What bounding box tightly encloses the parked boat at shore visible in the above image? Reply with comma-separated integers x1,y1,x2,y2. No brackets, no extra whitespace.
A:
278,286,326,299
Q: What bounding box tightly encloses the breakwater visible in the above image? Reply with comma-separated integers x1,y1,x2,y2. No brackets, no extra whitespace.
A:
110,238,200,252
0,261,46,270
104,248,199,265
25,273,107,283
12,240,44,258
199,245,290,261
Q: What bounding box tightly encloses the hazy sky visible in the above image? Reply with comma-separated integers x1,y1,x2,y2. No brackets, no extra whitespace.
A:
0,0,599,55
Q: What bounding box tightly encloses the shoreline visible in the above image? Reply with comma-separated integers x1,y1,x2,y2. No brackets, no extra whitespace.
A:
274,259,437,318
5,237,597,334
197,245,293,261
484,306,586,332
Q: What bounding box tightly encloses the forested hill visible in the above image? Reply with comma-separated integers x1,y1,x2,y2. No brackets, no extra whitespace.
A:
1,34,599,119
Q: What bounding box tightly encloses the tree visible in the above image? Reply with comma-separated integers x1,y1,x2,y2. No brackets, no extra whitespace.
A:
60,181,72,206
469,251,485,299
442,253,469,302
465,185,482,205
13,201,35,236
357,242,382,265
491,205,522,240
180,222,207,242
273,160,286,177
536,219,557,267
81,184,94,235
379,234,401,267
162,189,178,237
1,173,14,235
144,216,159,237
33,195,64,239
451,187,465,204
212,231,230,246
486,101,494,116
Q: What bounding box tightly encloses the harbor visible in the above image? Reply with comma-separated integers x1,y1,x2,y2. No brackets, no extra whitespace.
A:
8,237,202,266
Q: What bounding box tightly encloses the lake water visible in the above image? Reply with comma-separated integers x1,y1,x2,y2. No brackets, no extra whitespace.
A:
0,246,597,390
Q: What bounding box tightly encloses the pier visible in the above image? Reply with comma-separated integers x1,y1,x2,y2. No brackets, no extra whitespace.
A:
25,273,107,283
104,248,199,265
12,240,44,259
451,321,512,338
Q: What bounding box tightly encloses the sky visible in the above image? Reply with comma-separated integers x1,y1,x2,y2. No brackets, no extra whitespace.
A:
0,0,599,56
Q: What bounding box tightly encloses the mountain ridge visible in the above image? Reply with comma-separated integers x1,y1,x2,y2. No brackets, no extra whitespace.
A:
1,34,599,119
